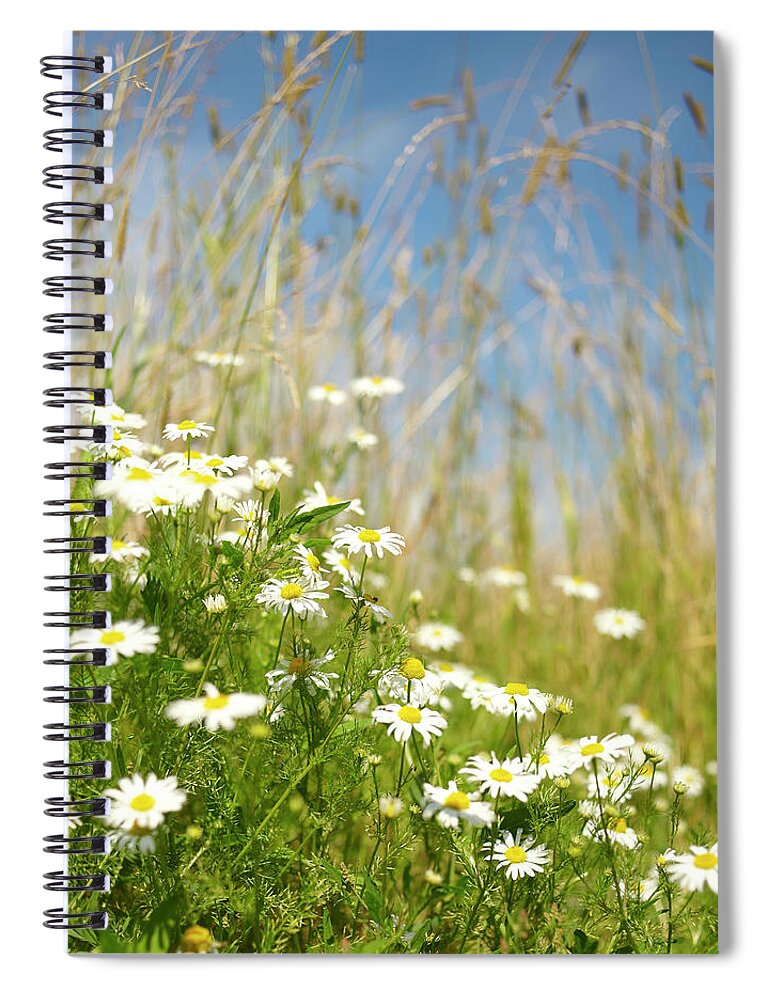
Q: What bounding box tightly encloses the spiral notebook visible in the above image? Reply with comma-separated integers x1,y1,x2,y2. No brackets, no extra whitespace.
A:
43,31,717,954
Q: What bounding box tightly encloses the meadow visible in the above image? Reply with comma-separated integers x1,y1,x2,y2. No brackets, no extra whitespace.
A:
64,30,717,953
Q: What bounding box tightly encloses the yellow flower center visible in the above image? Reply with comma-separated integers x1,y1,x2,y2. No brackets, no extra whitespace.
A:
177,420,197,430
153,495,172,507
609,818,627,833
504,845,527,864
581,742,605,756
100,629,126,646
397,705,422,725
127,467,154,481
193,472,217,486
203,693,229,711
504,682,529,696
489,767,513,783
205,457,223,467
130,793,155,812
358,528,381,543
115,446,132,460
437,663,453,672
693,852,717,870
614,614,625,624
639,763,653,777
112,540,127,550
305,552,321,572
190,450,202,459
322,383,337,392
444,791,470,811
534,754,550,766
180,925,213,953
399,657,425,680
573,575,584,584
280,583,304,600
472,674,489,684
287,656,312,676
370,376,384,384
327,494,340,503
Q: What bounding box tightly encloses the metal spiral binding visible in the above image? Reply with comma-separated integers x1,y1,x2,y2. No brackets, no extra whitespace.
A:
42,52,113,931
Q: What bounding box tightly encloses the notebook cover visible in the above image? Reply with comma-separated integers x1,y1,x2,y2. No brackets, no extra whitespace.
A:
53,29,716,954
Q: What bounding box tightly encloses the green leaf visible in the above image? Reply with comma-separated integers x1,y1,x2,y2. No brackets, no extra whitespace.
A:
290,501,350,533
569,929,599,954
268,488,281,523
362,873,385,925
220,540,245,567
498,796,576,835
303,537,332,549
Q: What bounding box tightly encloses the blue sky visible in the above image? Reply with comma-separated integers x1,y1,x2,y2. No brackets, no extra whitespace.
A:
85,30,714,537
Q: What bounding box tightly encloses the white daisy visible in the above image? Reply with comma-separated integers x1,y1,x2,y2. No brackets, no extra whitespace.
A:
203,593,227,614
585,766,634,803
421,780,494,829
584,815,639,849
372,703,447,745
349,375,404,399
78,402,147,429
552,574,602,600
570,733,635,770
165,683,266,732
522,737,575,779
140,493,181,517
105,773,186,831
629,745,669,791
232,499,270,528
336,583,394,623
460,753,543,801
430,661,474,690
193,350,245,368
482,566,527,588
323,548,358,581
348,428,378,451
266,650,338,696
70,620,160,660
173,468,252,508
96,459,176,513
594,607,646,639
462,677,501,713
293,543,326,583
669,843,718,894
672,765,704,797
107,823,157,853
87,428,150,462
251,460,281,493
483,828,551,880
256,578,330,619
620,870,659,902
619,703,661,741
190,453,250,476
300,481,365,518
331,524,405,559
412,622,463,652
457,567,477,585
266,456,294,478
489,682,550,721
308,382,347,406
378,658,445,707
378,795,404,819
162,419,214,442
89,538,148,565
